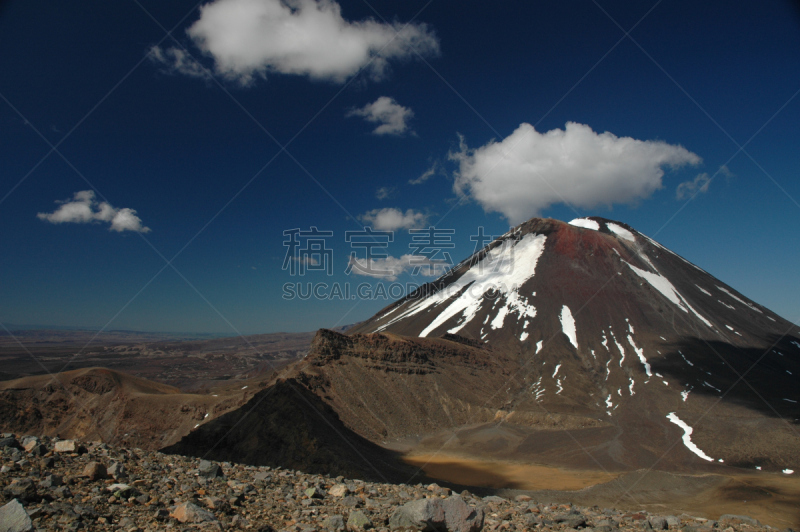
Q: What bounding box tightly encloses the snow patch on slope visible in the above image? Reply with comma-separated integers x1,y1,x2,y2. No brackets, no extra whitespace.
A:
627,334,652,378
531,377,545,402
666,412,714,461
569,218,600,231
560,305,578,349
607,222,635,242
716,286,762,314
611,331,626,367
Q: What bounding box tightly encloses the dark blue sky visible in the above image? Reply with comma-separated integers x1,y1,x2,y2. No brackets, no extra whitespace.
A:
1,0,799,334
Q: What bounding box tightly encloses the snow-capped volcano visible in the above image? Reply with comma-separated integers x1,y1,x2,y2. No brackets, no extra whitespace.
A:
353,217,781,345
345,217,800,471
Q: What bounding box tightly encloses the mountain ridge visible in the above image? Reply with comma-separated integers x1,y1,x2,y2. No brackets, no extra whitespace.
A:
341,216,799,472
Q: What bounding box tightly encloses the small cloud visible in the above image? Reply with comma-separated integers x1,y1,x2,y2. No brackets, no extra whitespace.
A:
347,97,413,136
409,161,441,185
676,173,711,200
451,122,702,224
676,165,732,200
148,46,212,80
37,190,151,233
292,256,319,266
359,207,427,231
348,253,446,281
167,0,439,85
375,186,395,200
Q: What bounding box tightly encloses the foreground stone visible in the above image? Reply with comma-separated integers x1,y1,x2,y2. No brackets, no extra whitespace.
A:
53,440,84,454
81,461,107,481
329,484,348,497
389,495,482,532
0,499,33,532
170,501,217,523
389,497,445,530
198,459,223,479
0,435,784,532
443,495,484,532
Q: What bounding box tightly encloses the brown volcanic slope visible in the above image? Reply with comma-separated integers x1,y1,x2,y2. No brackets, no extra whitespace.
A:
160,329,524,482
0,363,419,482
341,217,800,473
0,367,254,450
288,329,525,442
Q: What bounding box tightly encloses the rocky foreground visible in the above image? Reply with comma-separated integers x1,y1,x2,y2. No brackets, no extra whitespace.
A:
0,435,782,532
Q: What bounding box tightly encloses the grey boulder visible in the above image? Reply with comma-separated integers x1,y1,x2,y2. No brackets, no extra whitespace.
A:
0,499,33,532
323,515,345,531
198,460,223,479
389,495,483,532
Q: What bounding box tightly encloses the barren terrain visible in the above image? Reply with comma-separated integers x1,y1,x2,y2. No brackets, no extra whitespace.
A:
403,453,800,528
0,329,314,390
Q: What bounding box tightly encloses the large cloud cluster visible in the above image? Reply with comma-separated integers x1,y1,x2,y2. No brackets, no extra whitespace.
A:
451,122,702,224
152,0,439,84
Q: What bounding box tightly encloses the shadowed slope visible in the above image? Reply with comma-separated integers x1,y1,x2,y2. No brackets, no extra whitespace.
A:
161,378,418,483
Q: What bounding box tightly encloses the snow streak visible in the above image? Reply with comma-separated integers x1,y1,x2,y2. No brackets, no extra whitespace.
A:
624,261,713,327
666,412,714,461
559,305,578,349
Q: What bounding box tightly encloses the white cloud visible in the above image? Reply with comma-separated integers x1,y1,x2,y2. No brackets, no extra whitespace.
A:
37,190,151,233
348,253,446,281
676,165,732,200
676,173,711,200
156,0,439,85
451,122,702,224
409,161,440,185
375,186,394,200
347,97,413,135
292,256,319,266
148,46,211,80
359,207,427,231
